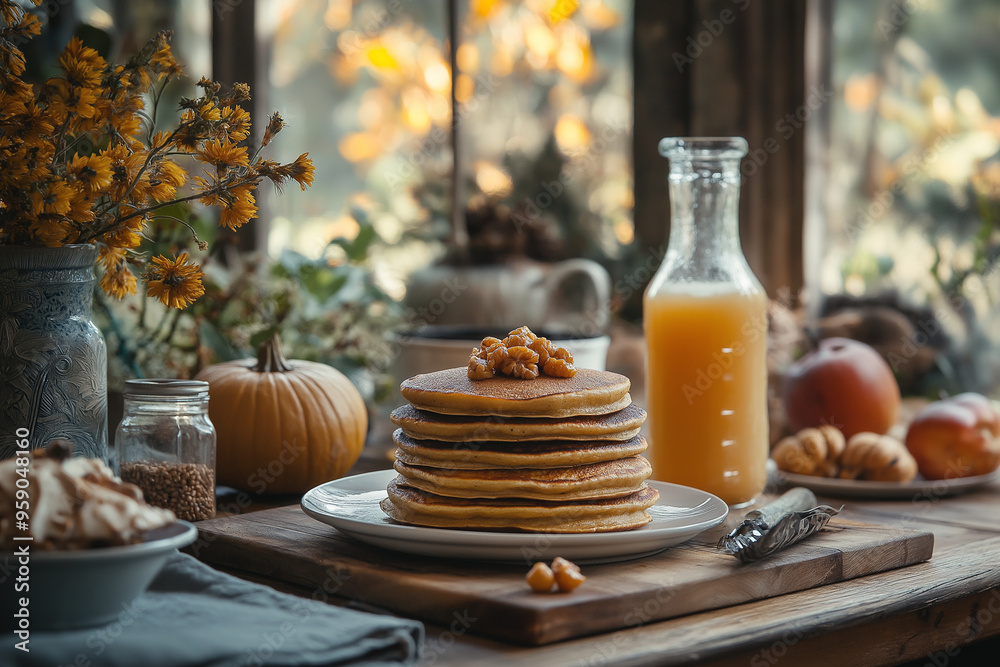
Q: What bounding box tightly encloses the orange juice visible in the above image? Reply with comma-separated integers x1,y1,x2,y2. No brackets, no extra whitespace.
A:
644,282,768,506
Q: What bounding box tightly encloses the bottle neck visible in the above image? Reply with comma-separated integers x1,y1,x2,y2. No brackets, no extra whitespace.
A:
666,157,743,263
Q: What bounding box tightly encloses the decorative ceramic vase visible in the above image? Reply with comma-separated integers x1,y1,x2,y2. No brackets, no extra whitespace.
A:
0,244,109,461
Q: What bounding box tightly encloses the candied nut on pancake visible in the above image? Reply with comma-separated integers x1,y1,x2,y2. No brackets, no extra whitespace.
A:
468,356,493,380
543,357,576,378
529,336,554,367
467,326,577,380
501,345,539,379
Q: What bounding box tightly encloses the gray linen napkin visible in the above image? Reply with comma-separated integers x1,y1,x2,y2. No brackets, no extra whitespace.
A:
2,551,423,667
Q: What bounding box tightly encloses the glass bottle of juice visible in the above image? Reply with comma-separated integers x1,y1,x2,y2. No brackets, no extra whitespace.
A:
644,137,768,507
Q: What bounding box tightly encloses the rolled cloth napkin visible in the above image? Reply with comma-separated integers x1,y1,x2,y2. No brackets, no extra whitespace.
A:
2,552,423,666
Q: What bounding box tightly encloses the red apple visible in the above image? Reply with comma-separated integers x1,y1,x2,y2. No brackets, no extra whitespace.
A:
782,337,901,439
904,393,1000,479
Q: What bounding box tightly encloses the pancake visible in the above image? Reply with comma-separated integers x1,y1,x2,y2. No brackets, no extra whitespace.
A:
399,367,631,417
380,478,659,533
393,456,651,501
389,403,646,442
392,429,648,469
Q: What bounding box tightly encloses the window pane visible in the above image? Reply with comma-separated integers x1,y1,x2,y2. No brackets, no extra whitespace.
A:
815,0,1000,393
259,0,633,300
259,0,451,299
457,0,633,262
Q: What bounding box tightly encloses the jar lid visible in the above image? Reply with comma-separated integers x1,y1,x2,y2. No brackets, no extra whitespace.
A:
124,379,209,397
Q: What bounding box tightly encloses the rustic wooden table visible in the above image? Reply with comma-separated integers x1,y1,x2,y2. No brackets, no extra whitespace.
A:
207,459,1000,667
423,489,1000,666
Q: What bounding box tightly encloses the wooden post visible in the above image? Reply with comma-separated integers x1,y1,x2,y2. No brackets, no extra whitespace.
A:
212,0,263,253
632,0,808,302
632,1,693,260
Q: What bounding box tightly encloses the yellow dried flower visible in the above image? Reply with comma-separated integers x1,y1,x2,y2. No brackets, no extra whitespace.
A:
219,105,251,143
66,187,95,224
28,180,74,217
287,153,316,190
150,44,183,79
198,102,221,122
17,100,55,143
98,246,137,299
102,225,142,249
146,253,205,309
261,112,285,147
0,13,310,308
28,217,71,247
146,158,186,203
197,138,249,175
67,153,113,193
201,183,257,231
41,77,99,120
58,38,105,88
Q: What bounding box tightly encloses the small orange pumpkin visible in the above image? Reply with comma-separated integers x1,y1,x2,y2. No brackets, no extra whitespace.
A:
195,335,367,493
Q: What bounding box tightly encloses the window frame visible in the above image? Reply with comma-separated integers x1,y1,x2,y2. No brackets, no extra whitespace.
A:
215,0,818,300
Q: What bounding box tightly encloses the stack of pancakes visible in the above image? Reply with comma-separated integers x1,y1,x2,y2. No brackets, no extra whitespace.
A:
381,367,658,533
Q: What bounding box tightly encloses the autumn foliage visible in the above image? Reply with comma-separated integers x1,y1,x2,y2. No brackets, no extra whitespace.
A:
0,1,314,308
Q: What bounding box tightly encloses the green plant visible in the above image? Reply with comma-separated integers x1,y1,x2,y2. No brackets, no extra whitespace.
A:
96,211,399,405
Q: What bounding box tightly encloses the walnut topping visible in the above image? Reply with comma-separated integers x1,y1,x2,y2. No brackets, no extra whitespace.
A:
501,345,539,379
529,336,554,367
467,326,577,380
468,356,493,380
543,357,575,378
480,336,503,351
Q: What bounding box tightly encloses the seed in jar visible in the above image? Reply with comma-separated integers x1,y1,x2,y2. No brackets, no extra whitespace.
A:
119,461,216,522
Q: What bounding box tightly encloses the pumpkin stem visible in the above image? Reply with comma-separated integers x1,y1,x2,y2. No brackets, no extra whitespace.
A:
255,334,293,373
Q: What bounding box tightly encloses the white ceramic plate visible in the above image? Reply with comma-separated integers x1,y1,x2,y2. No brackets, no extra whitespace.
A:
301,470,728,564
773,464,999,500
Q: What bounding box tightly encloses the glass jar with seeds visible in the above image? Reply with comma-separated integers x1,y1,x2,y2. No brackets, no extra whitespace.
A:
115,379,216,521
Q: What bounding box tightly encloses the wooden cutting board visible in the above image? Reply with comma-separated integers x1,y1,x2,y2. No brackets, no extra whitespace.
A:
189,505,933,645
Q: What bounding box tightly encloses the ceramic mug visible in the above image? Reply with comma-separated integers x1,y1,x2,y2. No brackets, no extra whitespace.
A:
402,258,611,337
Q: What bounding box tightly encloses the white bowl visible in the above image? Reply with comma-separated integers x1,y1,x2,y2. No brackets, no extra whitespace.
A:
0,521,198,631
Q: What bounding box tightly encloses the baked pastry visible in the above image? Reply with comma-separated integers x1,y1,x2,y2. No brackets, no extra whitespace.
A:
771,426,846,477
839,432,918,482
